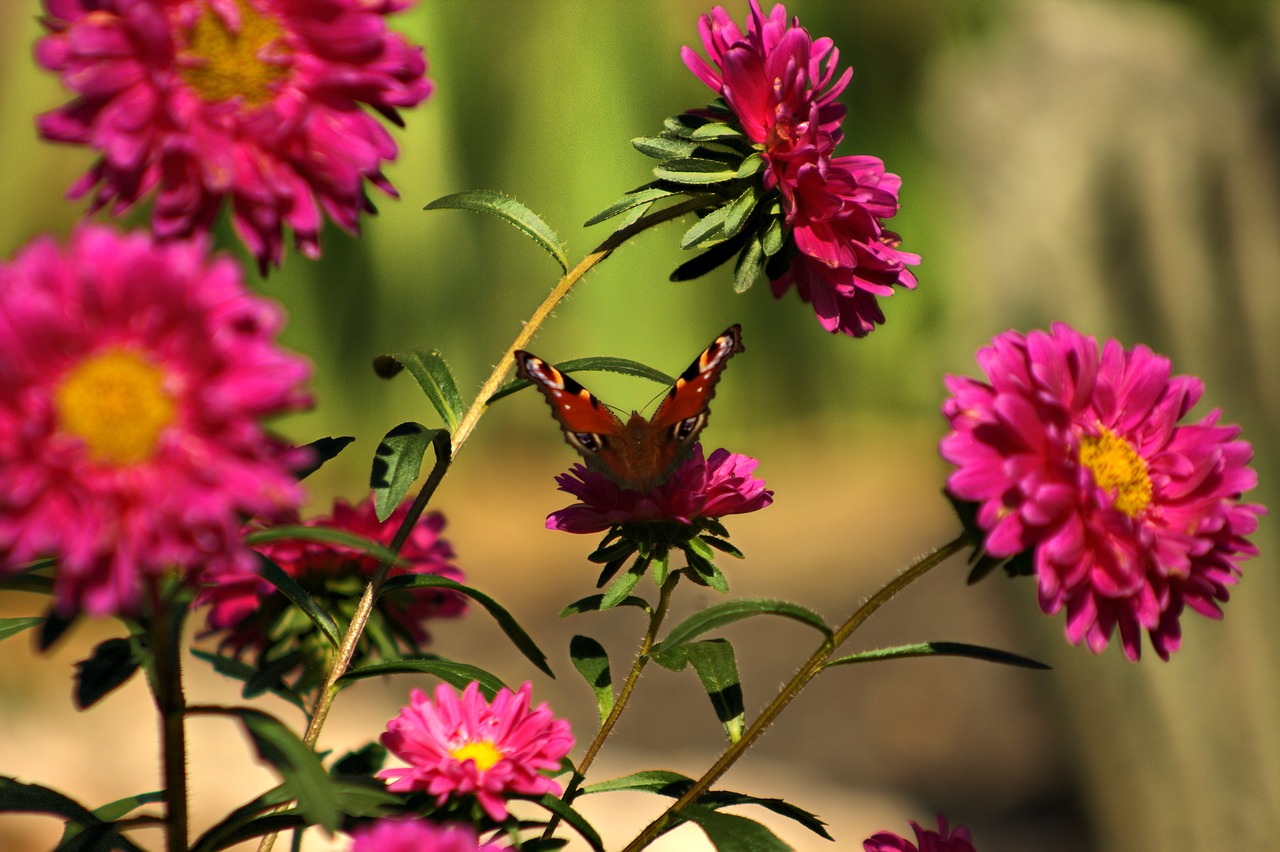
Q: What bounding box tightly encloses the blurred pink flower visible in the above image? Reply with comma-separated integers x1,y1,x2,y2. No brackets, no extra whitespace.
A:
547,445,773,534
198,495,466,654
865,816,977,852
0,225,310,615
349,819,493,852
36,0,432,271
380,681,574,822
941,323,1263,661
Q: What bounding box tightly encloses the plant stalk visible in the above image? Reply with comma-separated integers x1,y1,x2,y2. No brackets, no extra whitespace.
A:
148,583,190,852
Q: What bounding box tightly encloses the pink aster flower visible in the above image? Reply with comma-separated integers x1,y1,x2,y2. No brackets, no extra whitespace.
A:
349,819,494,852
547,445,773,535
36,0,432,271
941,323,1263,661
197,495,466,655
0,225,310,616
379,681,574,823
865,816,977,852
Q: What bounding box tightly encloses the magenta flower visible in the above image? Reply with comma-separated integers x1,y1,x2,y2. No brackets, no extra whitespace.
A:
678,1,919,336
865,816,977,852
547,445,773,535
349,819,494,852
36,0,432,271
197,495,466,657
0,226,310,616
379,681,574,822
941,323,1263,661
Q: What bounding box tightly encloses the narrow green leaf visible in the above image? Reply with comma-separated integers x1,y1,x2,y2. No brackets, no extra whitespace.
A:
424,189,568,272
654,158,740,185
722,186,760,242
245,523,404,567
328,780,400,819
188,707,339,831
632,135,699,160
652,640,744,743
652,599,832,657
825,641,1051,671
735,154,764,178
293,436,355,481
338,656,507,698
370,423,438,519
699,792,831,840
599,562,645,610
0,616,42,642
74,637,141,709
0,777,144,852
256,555,342,648
669,231,752,282
677,804,791,851
489,357,674,404
189,787,293,852
691,122,745,141
582,769,693,796
189,649,307,712
379,574,552,677
733,235,766,294
531,793,605,852
701,536,744,559
761,212,785,256
585,186,680,226
569,635,614,725
558,595,652,617
651,549,671,587
681,204,735,249
373,349,464,433
331,743,387,778
663,113,711,137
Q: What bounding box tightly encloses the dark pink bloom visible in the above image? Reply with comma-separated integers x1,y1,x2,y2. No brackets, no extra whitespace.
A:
941,323,1263,661
865,816,977,852
36,0,432,271
547,445,773,534
349,819,494,852
0,226,310,616
198,495,466,653
379,681,574,823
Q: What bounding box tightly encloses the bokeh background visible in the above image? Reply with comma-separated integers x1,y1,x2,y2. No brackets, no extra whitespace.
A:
2,0,1279,849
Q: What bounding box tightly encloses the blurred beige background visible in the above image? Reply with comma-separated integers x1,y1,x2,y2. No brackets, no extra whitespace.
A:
2,0,1278,849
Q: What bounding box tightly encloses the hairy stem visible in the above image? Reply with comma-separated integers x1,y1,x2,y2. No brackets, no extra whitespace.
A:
621,534,970,851
148,583,189,852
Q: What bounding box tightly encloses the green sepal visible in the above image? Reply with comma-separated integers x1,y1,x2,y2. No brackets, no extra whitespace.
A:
370,423,449,521
632,135,700,161
558,594,652,617
424,189,568,273
650,638,744,743
652,599,832,657
701,536,744,559
651,548,671,587
825,641,1051,671
761,206,786,256
691,122,746,141
338,656,508,698
681,202,737,249
584,186,680,226
372,347,465,434
722,185,761,241
599,557,647,609
569,634,614,725
74,636,142,709
733,235,766,294
654,158,742,185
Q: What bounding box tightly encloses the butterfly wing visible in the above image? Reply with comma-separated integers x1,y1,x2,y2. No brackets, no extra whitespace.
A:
647,322,745,455
515,351,627,466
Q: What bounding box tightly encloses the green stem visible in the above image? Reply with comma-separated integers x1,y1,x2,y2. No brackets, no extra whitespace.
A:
544,573,681,840
147,582,189,852
258,196,712,852
620,534,970,852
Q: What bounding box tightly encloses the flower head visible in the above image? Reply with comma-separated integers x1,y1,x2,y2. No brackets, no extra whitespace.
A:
865,816,977,852
941,323,1263,661
197,495,466,676
379,681,574,823
349,819,493,852
547,444,773,535
36,0,432,271
0,225,310,616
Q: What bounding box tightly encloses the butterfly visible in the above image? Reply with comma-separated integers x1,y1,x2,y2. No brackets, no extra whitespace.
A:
515,325,744,492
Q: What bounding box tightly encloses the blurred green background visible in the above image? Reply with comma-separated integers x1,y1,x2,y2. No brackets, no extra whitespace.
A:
1,1,1279,849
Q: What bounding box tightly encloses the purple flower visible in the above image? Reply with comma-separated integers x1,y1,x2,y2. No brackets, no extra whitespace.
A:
865,816,978,852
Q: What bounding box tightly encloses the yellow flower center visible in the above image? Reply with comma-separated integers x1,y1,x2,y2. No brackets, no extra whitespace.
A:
178,0,290,106
450,740,504,772
1078,425,1152,517
54,348,177,467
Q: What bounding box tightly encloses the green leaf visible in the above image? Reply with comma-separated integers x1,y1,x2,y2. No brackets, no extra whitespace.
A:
244,524,404,567
651,599,832,657
531,794,605,852
489,357,675,404
668,231,752,282
633,134,700,160
0,777,145,852
0,616,42,642
61,791,165,848
189,787,293,852
654,158,741,185
599,561,645,610
328,779,400,819
722,186,760,242
188,707,339,832
569,635,614,725
337,656,507,698
733,235,766,294
370,423,445,520
189,649,307,712
293,436,355,481
701,536,744,559
331,743,387,778
651,549,671,587
582,769,693,796
372,349,464,434
585,186,679,226
379,575,552,677
677,804,792,851
680,204,736,250
761,211,785,256
256,555,342,648
74,637,141,709
424,189,568,273
691,122,745,141
825,641,1051,671
558,594,652,617
651,639,744,743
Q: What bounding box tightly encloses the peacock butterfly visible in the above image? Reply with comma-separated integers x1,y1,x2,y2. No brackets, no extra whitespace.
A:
515,325,744,492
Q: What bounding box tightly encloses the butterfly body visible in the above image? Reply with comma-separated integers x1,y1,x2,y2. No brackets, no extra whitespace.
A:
516,325,744,492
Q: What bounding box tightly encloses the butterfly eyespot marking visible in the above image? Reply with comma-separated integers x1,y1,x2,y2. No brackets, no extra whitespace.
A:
673,414,705,442
570,432,605,452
